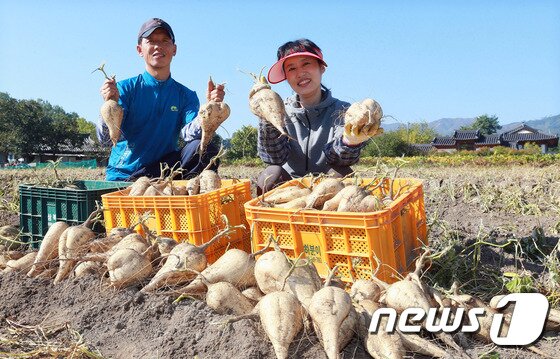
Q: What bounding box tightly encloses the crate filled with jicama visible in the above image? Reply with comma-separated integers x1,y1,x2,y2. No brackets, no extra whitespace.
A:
101,172,252,263
244,176,427,284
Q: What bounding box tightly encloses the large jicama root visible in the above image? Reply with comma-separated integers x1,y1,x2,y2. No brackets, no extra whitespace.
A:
53,209,101,284
282,256,322,310
336,185,368,212
27,221,69,277
3,251,37,273
141,220,243,293
254,240,292,294
377,250,466,354
258,291,305,359
305,178,345,209
74,261,104,278
94,63,123,147
308,283,353,359
204,280,254,315
199,170,221,193
248,71,289,137
128,176,151,196
107,245,154,289
350,279,382,303
263,186,311,206
356,299,406,359
198,77,230,156
179,241,270,294
343,98,383,138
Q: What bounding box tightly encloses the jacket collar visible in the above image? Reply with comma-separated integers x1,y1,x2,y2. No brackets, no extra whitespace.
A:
286,88,337,115
142,71,173,86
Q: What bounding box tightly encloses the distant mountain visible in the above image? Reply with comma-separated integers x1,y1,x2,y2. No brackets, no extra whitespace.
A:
383,118,474,135
383,115,560,136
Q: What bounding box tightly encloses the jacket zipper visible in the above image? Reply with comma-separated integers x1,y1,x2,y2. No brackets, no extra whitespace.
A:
304,112,311,172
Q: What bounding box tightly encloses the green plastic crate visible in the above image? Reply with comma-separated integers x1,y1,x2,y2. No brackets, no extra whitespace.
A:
19,180,131,247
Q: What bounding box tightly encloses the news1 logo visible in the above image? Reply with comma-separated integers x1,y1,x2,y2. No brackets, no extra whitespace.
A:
368,293,549,346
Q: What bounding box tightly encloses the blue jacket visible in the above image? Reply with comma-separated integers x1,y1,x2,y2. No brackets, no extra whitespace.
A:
96,71,201,180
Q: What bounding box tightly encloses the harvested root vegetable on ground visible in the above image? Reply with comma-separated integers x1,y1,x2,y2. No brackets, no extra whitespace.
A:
308,281,353,359
3,251,37,273
356,299,406,359
204,280,254,315
199,170,221,193
314,306,359,355
343,98,383,138
258,291,305,359
180,241,269,294
377,251,466,354
254,241,292,294
128,176,151,196
107,245,154,289
94,63,123,146
282,256,322,310
156,236,178,256
305,178,345,209
27,221,69,278
142,220,242,293
350,279,382,303
248,72,289,137
74,261,104,278
241,286,264,303
54,210,101,284
198,77,230,156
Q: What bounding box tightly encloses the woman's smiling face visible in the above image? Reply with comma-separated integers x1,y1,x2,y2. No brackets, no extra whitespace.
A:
283,55,325,100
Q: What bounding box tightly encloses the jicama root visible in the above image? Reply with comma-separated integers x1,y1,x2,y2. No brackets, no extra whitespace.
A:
27,222,69,277
3,252,37,274
53,209,101,284
94,63,123,147
308,283,353,359
264,186,311,205
179,240,270,294
198,77,230,156
343,98,383,138
248,71,289,137
199,170,221,193
254,240,292,294
204,280,254,315
350,279,382,303
241,286,264,303
141,220,242,293
258,291,305,359
129,176,151,196
107,245,154,289
305,178,345,209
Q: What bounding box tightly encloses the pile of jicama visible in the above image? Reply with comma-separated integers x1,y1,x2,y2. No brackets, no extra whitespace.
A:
256,175,401,212
3,218,559,359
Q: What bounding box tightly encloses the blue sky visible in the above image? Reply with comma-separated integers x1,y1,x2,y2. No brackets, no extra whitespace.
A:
1,0,559,137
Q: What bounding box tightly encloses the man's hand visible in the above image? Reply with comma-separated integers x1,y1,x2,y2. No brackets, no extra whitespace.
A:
100,78,119,102
206,77,225,102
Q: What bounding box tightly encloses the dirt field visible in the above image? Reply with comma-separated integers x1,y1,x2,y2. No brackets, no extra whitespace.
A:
0,164,559,358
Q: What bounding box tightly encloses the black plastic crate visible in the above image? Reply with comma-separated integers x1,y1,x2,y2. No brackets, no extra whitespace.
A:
19,180,130,247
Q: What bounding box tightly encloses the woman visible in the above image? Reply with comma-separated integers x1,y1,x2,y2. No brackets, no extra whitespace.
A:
256,38,376,194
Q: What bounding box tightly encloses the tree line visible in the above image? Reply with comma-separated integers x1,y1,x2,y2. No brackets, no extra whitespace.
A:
1,91,501,163
0,92,98,162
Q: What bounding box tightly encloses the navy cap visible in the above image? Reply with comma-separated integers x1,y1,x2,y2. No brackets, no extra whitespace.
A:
138,18,175,43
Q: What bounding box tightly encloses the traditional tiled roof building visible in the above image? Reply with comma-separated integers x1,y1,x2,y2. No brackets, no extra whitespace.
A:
429,124,558,153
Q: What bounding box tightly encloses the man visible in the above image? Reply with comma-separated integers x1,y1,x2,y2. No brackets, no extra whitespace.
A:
97,18,225,181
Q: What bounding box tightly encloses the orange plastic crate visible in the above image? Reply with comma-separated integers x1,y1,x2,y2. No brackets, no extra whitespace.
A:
244,178,427,283
101,179,252,263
